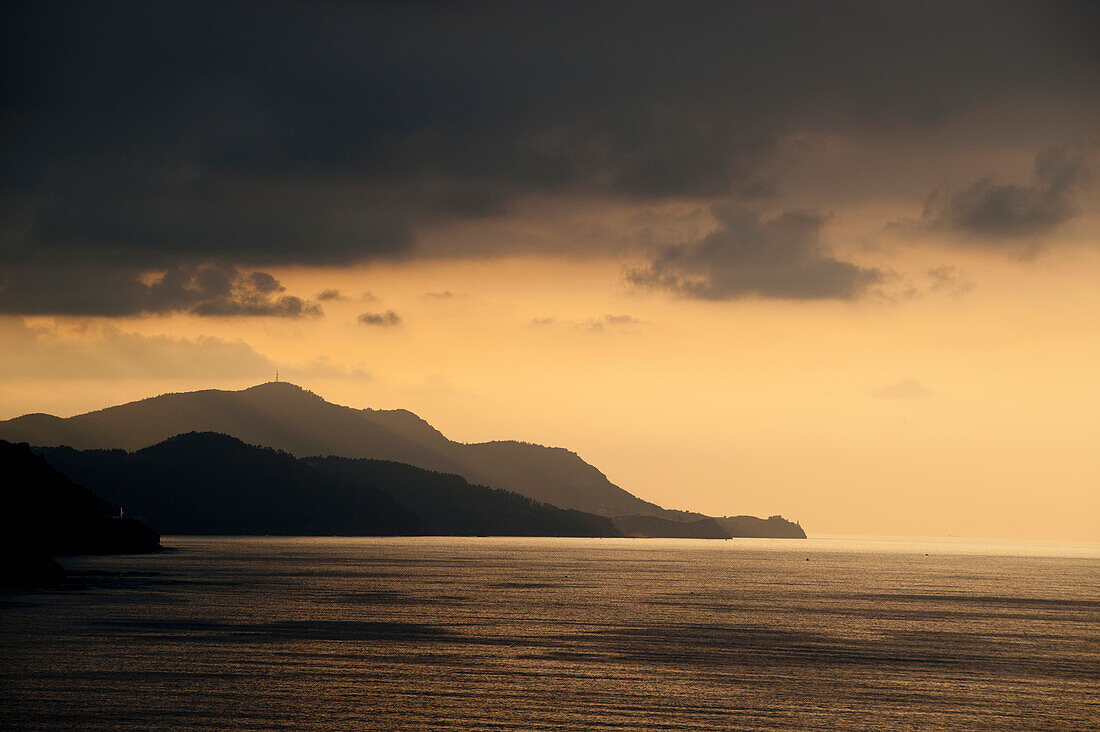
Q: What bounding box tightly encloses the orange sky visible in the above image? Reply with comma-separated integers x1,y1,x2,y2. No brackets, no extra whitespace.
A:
3,3,1098,541
4,227,1099,541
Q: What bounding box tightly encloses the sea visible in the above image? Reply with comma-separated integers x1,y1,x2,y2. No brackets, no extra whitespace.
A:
2,536,1097,731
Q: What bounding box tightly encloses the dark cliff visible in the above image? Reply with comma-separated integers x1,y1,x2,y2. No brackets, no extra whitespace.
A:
1,440,162,587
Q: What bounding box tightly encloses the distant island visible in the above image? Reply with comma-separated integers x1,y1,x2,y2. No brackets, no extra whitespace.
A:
1,382,806,540
1,440,161,587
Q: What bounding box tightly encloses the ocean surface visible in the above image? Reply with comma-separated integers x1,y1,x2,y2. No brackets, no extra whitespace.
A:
2,536,1098,731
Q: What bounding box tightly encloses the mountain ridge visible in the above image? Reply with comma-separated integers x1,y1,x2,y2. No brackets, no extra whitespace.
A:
0,382,662,517
35,432,622,538
2,382,806,538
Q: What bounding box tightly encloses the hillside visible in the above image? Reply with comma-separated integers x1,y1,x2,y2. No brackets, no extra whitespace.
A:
0,440,162,586
4,383,807,538
36,432,622,538
3,382,658,517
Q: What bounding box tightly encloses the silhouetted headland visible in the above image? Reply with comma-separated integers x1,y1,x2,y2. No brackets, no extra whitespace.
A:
716,515,807,539
0,440,162,587
612,515,732,539
2,382,805,539
37,432,621,538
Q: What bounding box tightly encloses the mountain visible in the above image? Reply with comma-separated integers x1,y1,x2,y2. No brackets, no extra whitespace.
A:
1,440,161,587
35,432,621,538
3,382,807,538
2,382,660,517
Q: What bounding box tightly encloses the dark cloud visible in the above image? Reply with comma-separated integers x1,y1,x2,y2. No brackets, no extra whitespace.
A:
1,2,1096,311
919,148,1094,242
358,310,402,327
872,378,931,399
530,317,555,326
315,289,347,301
249,271,281,293
627,205,882,300
420,291,457,300
0,263,321,317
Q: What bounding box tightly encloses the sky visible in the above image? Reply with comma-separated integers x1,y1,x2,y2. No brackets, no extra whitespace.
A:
2,1,1098,541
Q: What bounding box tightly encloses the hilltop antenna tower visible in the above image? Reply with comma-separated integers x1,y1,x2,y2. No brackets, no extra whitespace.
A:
275,369,279,383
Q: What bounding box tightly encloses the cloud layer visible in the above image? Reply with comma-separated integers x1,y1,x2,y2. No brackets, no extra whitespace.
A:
0,319,274,379
0,318,370,380
2,2,1097,313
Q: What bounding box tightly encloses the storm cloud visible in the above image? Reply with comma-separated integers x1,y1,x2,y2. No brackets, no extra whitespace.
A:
627,205,882,300
2,1,1097,313
919,148,1094,242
